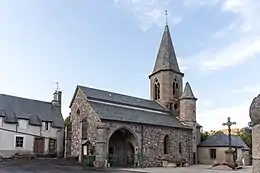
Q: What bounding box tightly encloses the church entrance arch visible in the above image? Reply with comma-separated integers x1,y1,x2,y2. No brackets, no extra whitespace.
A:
108,127,138,167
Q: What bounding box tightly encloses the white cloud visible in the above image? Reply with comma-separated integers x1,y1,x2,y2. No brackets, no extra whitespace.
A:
198,102,251,131
115,0,260,71
202,0,260,71
233,85,260,94
183,0,220,7
114,0,182,31
201,36,260,70
179,0,260,72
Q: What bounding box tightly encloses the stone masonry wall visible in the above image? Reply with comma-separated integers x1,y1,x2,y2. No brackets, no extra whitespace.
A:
104,120,192,167
150,71,183,109
242,150,251,165
70,88,101,157
142,125,192,167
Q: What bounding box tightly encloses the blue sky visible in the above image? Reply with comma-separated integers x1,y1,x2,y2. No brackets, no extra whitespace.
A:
1,0,259,131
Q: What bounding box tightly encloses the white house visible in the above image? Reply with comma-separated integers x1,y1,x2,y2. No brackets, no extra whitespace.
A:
0,89,64,158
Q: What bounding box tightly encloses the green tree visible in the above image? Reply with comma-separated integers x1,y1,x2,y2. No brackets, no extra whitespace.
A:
237,124,252,154
64,115,71,126
201,131,212,142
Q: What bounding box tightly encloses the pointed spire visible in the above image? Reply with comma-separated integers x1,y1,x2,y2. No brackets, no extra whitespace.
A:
150,22,183,77
180,82,197,100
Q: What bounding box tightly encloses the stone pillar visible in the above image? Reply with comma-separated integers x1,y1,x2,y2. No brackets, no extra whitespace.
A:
64,125,69,159
94,123,107,168
252,124,260,172
225,149,235,164
249,94,260,173
57,129,65,158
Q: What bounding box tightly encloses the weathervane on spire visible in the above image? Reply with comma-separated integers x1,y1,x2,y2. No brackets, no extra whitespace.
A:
55,82,59,91
165,10,168,25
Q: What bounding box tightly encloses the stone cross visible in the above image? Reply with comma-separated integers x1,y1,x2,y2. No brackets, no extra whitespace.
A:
222,117,236,150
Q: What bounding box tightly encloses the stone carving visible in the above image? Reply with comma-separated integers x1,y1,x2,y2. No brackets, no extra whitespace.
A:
250,94,260,126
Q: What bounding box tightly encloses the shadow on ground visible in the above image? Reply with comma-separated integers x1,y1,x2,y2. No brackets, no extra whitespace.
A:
0,158,139,173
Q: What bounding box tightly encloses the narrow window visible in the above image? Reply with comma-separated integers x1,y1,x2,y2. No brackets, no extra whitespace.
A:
179,142,182,154
15,136,24,148
169,103,173,110
154,79,160,100
210,149,216,159
164,135,169,154
173,82,176,95
76,109,81,115
44,122,49,130
174,103,178,110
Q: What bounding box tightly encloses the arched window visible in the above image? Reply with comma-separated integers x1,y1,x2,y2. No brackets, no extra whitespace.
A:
164,135,170,154
76,109,80,115
173,80,179,96
154,79,160,100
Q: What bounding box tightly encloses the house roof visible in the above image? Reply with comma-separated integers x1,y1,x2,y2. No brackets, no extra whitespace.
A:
0,94,64,128
88,100,191,129
151,25,183,76
199,132,249,149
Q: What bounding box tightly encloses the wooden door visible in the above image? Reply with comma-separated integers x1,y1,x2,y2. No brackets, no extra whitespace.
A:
34,137,45,155
49,139,56,154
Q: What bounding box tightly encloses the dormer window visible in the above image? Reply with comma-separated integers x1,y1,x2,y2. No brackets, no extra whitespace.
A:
44,122,49,131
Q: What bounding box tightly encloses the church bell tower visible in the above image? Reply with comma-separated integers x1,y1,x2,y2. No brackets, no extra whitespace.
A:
149,12,184,114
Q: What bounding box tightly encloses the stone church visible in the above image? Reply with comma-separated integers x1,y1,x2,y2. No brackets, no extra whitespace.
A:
68,23,202,167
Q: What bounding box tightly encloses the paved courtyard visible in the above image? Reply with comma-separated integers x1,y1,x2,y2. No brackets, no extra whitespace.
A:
0,158,128,173
121,165,253,173
0,159,253,173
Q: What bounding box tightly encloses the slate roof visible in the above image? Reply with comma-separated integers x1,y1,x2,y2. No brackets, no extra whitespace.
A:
180,82,197,100
151,25,183,76
88,100,190,129
72,86,191,129
0,94,64,128
77,86,168,112
199,132,249,149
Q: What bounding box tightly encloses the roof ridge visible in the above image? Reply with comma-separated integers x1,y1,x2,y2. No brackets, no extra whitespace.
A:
0,94,52,105
78,85,156,103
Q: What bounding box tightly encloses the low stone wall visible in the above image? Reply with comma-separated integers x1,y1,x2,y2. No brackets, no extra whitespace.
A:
242,150,251,165
0,150,34,159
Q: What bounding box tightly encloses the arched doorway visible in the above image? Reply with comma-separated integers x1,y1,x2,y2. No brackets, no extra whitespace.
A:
108,128,137,167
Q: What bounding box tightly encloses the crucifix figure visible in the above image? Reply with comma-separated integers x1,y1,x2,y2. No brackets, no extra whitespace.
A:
222,117,236,150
